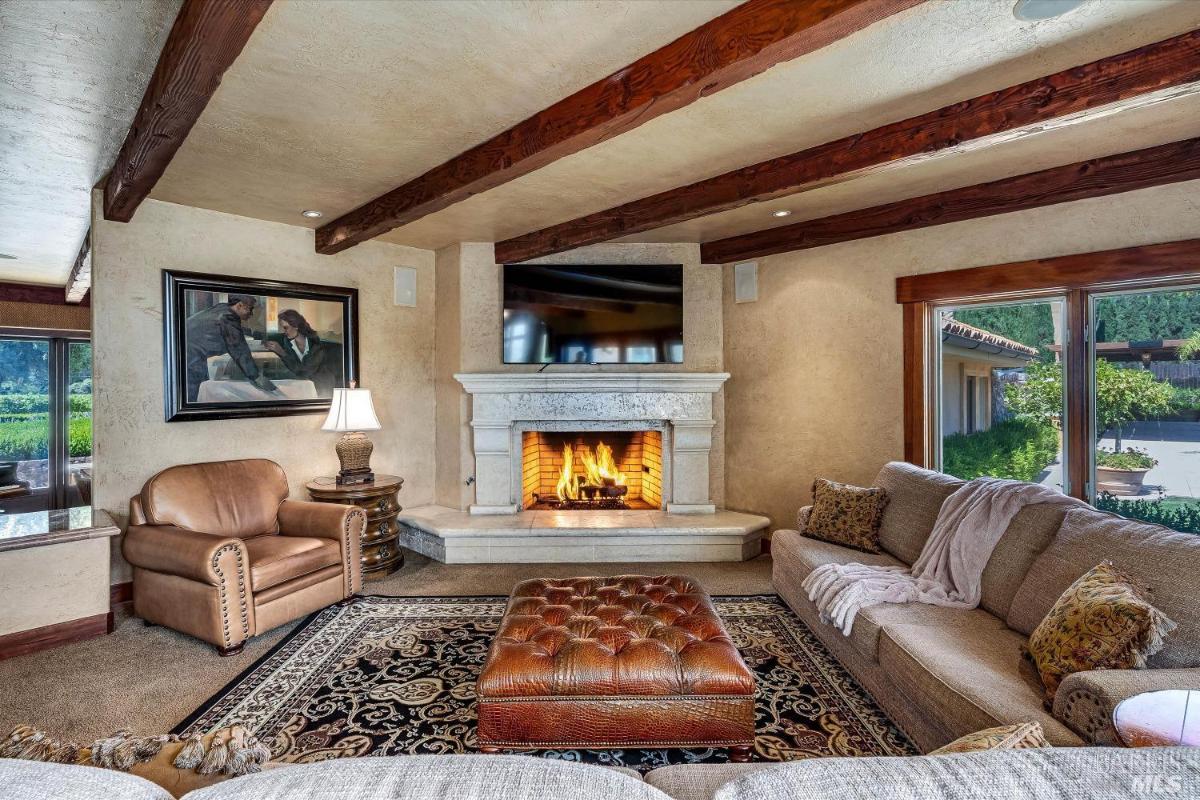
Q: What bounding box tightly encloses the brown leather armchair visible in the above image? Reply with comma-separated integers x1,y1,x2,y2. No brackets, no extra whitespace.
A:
123,459,366,655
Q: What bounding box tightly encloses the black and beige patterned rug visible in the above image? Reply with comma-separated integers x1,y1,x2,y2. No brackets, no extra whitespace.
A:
174,595,915,769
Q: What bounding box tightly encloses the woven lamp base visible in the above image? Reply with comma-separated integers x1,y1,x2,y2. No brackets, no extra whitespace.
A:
335,431,375,485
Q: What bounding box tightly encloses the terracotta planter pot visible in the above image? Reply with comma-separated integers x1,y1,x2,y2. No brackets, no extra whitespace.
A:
1096,465,1151,496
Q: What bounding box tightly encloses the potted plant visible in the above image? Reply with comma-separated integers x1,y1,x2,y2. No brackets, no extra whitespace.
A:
1095,447,1158,495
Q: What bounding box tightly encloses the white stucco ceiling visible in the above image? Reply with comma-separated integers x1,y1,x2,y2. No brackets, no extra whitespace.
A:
149,0,1200,254
149,0,742,235
0,0,181,285
6,0,1200,281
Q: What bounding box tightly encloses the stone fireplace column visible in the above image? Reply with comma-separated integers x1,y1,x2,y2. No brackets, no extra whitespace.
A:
668,419,717,514
469,421,516,514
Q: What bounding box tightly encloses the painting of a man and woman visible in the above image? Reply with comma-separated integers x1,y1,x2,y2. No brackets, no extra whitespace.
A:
163,271,358,421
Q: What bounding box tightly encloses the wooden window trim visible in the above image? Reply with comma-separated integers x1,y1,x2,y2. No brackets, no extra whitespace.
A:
899,237,1200,500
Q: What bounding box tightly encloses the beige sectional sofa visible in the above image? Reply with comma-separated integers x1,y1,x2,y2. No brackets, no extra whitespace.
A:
772,461,1200,751
5,748,1200,800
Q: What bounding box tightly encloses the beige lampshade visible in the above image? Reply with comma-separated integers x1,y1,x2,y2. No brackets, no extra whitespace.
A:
322,388,381,432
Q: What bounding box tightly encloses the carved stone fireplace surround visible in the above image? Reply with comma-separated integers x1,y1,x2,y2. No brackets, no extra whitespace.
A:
455,372,728,515
394,372,767,564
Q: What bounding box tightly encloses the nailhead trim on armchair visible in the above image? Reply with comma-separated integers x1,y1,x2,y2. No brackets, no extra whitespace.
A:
211,542,250,648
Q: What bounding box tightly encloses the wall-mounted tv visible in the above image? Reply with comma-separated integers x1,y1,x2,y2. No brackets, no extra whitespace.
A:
502,264,684,365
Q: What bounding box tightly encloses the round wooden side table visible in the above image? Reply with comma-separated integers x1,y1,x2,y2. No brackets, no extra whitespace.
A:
1113,689,1199,747
306,475,404,580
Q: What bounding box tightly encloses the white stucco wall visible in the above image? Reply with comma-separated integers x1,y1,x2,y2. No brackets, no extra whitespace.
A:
91,197,437,582
722,180,1200,531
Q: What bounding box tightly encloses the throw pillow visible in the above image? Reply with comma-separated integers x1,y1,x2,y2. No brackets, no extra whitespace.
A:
928,722,1050,755
1023,561,1176,707
804,478,889,553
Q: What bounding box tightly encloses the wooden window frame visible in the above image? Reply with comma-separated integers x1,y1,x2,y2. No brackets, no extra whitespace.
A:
897,238,1200,501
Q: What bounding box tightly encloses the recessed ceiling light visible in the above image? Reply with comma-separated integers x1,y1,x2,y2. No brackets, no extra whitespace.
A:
301,209,323,219
0,253,16,260
1013,0,1086,21
772,210,792,218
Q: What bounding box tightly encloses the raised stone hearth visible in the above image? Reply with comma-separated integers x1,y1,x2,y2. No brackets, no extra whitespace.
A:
397,505,769,563
421,372,765,562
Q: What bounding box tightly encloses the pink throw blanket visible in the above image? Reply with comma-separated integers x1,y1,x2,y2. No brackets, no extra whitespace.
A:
802,477,1074,635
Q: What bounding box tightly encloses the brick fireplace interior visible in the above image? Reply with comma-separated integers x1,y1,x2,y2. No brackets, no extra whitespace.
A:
521,430,663,510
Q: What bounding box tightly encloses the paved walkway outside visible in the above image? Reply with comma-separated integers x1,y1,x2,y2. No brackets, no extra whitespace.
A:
1098,420,1200,498
1038,420,1200,498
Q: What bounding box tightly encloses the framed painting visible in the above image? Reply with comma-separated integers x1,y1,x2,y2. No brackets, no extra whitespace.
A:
162,270,359,422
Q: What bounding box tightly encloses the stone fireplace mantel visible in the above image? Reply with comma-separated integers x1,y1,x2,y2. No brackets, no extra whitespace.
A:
455,372,729,515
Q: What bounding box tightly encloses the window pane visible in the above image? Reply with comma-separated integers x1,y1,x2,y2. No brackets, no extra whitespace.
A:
936,300,1065,490
1091,287,1200,534
67,342,92,508
0,338,50,512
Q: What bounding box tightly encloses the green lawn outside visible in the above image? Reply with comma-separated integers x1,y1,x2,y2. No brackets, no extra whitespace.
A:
0,416,92,460
941,418,1059,483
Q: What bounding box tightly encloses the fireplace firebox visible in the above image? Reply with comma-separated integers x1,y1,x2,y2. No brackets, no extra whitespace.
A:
521,430,663,510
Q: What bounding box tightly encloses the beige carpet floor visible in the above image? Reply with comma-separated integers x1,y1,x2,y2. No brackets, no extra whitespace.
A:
0,553,773,743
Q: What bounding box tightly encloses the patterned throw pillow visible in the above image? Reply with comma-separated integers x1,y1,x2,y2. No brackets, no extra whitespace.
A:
929,722,1050,755
1023,561,1176,706
804,478,889,554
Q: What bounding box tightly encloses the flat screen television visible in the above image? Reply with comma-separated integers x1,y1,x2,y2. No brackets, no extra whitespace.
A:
502,264,684,365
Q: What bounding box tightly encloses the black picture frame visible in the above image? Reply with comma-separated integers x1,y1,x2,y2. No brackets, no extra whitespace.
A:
162,270,359,422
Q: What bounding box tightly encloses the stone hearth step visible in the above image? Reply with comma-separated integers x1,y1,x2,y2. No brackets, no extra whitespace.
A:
396,505,769,564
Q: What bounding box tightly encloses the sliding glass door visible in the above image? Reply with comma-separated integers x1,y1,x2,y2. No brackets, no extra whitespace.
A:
0,335,92,514
1089,286,1200,533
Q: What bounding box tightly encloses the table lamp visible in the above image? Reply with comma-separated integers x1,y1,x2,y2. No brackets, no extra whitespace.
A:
322,383,381,485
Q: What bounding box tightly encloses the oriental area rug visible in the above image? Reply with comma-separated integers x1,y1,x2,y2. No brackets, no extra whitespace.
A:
174,595,915,770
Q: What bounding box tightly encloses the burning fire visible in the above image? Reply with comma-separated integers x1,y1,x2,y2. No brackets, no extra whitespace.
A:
555,441,627,501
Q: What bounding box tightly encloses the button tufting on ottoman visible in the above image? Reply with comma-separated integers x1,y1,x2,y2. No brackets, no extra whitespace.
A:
477,575,756,760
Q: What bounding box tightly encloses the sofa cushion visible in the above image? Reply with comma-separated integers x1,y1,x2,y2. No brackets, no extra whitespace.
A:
977,501,1072,619
184,754,667,800
873,462,963,564
877,622,1081,746
0,758,172,800
772,530,1000,661
711,748,1200,800
805,478,888,553
244,535,341,592
769,531,905,658
1008,507,1200,668
140,459,288,539
1024,561,1176,704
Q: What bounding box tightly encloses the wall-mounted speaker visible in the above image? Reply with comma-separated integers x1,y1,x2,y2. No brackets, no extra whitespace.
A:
393,266,417,307
734,261,757,303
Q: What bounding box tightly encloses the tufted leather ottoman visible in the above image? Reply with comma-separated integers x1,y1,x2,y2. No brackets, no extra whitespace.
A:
477,575,756,760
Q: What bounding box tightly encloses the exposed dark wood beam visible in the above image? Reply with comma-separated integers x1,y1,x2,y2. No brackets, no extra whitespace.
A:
103,0,273,222
0,281,90,308
497,29,1200,263
65,229,91,304
316,0,924,255
896,239,1200,304
700,137,1200,263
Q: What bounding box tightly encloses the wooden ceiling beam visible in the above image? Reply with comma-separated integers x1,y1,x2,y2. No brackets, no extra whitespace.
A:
64,229,91,305
896,239,1200,304
0,282,90,308
315,0,924,255
103,0,273,223
699,137,1200,263
496,29,1200,264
